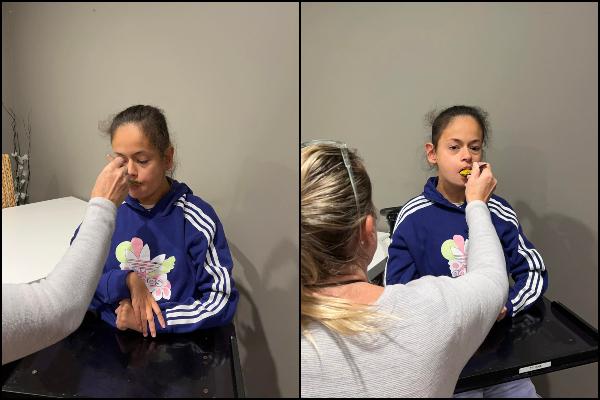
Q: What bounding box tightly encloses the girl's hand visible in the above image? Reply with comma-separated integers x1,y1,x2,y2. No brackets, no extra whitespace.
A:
465,162,497,203
115,299,142,332
126,272,166,337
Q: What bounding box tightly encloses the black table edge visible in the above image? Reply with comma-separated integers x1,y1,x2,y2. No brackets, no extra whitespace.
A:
3,321,246,398
1,388,51,398
230,333,246,398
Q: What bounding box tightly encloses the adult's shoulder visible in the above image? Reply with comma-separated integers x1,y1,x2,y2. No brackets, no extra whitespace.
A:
380,278,457,328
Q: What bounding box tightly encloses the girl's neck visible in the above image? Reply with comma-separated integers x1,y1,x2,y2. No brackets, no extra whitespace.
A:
436,177,466,204
139,177,171,206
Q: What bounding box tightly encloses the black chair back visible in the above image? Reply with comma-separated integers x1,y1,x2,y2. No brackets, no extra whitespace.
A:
379,206,402,237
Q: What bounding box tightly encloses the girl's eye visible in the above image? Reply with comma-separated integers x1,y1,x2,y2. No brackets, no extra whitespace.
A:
449,146,458,150
137,160,149,165
470,147,481,152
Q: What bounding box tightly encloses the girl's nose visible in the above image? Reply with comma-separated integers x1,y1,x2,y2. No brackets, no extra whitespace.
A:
127,160,137,177
461,147,472,160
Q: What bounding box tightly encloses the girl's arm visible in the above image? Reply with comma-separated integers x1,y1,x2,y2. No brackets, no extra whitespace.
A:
488,198,548,317
152,201,238,334
385,217,420,286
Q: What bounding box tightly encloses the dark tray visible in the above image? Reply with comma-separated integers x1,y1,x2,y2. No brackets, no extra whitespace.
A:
455,297,598,393
2,312,245,398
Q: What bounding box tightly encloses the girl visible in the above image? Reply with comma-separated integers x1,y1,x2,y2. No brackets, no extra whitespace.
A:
385,105,548,397
72,105,238,337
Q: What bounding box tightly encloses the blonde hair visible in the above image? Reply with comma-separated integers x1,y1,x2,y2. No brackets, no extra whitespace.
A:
301,143,382,337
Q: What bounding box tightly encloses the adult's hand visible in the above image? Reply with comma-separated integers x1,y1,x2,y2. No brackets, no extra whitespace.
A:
126,272,166,338
90,155,130,206
496,306,508,321
465,161,497,203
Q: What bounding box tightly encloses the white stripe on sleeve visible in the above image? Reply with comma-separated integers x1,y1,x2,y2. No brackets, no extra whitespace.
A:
168,200,232,325
488,201,545,315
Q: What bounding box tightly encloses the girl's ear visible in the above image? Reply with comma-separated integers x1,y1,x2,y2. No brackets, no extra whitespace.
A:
425,142,437,165
164,146,174,171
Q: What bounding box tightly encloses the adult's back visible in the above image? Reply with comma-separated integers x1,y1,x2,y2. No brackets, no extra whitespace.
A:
302,203,507,397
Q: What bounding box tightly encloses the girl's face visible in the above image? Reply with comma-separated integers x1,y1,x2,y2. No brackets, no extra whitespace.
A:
425,115,484,188
111,123,173,205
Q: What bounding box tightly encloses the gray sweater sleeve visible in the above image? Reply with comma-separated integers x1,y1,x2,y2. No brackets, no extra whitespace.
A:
460,200,510,321
440,200,509,374
2,198,117,365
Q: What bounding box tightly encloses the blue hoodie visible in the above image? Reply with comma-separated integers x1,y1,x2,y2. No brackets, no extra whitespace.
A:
71,178,238,333
384,177,548,317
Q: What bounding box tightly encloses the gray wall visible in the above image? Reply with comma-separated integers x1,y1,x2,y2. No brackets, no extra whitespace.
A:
2,4,14,154
3,3,298,397
302,2,597,397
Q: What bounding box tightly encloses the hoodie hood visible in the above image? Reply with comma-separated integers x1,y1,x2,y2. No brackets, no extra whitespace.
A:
123,177,192,217
422,176,466,212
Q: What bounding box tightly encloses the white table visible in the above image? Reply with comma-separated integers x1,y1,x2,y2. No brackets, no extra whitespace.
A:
2,196,89,284
367,232,390,281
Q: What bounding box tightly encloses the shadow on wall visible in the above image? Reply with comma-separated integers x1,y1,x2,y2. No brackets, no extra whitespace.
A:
512,202,598,397
226,158,298,397
44,173,60,202
486,143,597,396
42,170,74,202
514,201,598,318
229,242,280,398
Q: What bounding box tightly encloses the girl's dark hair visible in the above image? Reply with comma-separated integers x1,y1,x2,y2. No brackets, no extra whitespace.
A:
108,105,172,156
426,105,490,149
